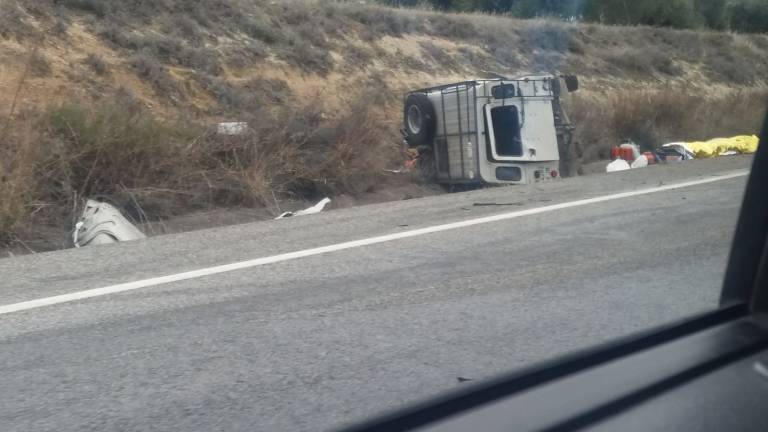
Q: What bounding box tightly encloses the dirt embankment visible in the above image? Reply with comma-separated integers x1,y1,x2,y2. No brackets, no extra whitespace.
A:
1,0,767,252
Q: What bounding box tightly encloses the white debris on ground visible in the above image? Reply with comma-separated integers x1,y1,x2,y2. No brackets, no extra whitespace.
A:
217,122,249,136
276,198,332,219
74,200,146,248
630,155,649,169
660,142,695,161
606,158,631,173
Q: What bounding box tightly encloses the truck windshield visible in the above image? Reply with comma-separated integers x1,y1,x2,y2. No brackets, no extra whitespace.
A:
491,105,523,157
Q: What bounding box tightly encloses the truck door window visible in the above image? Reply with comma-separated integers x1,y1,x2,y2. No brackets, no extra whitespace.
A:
490,105,523,157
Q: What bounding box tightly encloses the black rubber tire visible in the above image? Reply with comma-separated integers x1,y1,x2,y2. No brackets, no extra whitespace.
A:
404,93,436,148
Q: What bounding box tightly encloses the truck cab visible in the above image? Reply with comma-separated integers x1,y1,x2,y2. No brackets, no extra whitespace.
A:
403,75,577,185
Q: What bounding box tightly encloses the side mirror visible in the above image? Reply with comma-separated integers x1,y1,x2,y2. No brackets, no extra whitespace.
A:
564,74,579,92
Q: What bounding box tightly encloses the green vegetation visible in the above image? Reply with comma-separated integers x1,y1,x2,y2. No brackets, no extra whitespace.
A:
384,0,768,33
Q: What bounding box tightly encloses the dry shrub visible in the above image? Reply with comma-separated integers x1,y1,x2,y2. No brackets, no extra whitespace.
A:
602,46,683,78
34,101,198,220
0,118,41,244
128,54,178,97
342,3,426,37
706,50,758,84
0,1,35,39
29,51,52,77
420,41,458,70
191,93,400,206
568,88,768,163
6,0,768,93
84,53,109,75
0,88,401,242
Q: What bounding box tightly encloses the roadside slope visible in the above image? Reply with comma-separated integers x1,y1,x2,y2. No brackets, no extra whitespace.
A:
1,0,766,250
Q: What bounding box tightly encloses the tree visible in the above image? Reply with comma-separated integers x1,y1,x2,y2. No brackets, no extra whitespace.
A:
584,0,697,28
477,0,516,13
694,0,728,30
378,0,768,33
729,0,768,33
584,0,633,24
511,0,585,18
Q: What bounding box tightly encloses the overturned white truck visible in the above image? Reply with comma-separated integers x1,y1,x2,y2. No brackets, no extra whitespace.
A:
403,75,578,184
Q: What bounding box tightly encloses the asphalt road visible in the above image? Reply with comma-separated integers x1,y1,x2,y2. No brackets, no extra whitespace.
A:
0,156,753,432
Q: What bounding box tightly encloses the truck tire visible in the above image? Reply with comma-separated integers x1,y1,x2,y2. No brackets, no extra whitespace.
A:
404,93,436,148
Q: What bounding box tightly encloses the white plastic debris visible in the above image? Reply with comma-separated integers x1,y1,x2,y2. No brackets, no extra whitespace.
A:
630,155,649,169
217,122,248,136
606,158,631,173
385,167,411,174
276,198,331,219
74,199,146,248
661,142,695,160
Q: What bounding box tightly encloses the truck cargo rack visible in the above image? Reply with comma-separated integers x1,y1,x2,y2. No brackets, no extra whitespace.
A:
405,78,558,182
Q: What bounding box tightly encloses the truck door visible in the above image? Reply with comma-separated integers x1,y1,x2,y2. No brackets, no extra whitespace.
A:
484,99,560,163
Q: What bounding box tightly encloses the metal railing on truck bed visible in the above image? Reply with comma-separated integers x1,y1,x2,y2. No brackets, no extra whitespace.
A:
404,78,558,182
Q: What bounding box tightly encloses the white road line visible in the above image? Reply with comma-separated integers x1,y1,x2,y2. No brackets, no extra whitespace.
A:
0,171,749,316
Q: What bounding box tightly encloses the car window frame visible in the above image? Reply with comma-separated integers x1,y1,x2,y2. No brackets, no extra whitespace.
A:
340,108,768,432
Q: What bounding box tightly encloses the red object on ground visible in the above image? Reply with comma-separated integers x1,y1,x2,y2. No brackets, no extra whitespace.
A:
620,147,635,162
610,147,621,160
643,151,656,164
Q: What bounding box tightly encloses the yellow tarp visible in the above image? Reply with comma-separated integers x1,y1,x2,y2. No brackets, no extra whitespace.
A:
685,135,760,158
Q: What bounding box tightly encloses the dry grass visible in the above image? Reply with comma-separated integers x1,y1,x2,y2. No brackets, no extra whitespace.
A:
0,89,400,245
0,118,41,244
6,0,767,84
84,53,108,75
569,89,768,163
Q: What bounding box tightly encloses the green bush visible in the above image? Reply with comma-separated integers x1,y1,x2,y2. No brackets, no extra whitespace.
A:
729,1,768,33
585,0,698,28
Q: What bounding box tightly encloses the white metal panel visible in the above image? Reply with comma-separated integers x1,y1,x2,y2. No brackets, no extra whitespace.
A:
485,98,559,163
520,99,560,161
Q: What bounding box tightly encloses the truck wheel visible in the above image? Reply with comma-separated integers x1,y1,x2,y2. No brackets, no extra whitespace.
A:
404,93,436,148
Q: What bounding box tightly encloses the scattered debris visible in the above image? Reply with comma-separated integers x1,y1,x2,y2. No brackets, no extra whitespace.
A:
606,158,631,173
276,198,331,219
73,200,146,248
630,155,648,169
659,142,695,161
384,168,409,174
610,140,639,161
642,152,657,164
685,135,759,158
456,377,474,383
657,135,758,161
385,152,418,174
610,140,656,169
217,122,248,136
